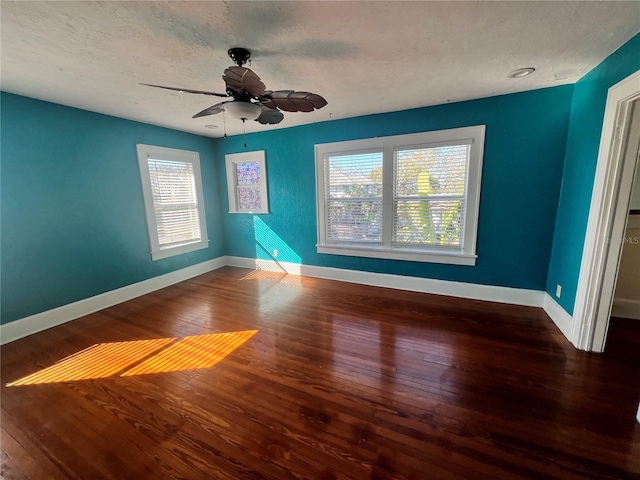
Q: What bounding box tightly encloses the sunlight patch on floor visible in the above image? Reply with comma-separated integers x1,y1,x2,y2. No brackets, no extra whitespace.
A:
241,269,301,285
6,338,175,386
6,331,258,387
121,330,258,376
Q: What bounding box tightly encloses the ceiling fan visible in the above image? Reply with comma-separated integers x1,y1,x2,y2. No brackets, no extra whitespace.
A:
141,47,327,126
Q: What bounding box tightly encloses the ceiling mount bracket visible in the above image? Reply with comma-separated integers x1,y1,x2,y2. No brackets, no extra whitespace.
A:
228,47,251,67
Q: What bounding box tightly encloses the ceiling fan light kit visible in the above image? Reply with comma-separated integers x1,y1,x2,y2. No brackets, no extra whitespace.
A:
142,47,327,129
225,101,262,121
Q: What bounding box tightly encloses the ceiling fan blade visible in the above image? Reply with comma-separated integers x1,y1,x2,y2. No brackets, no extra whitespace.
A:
286,92,316,112
260,90,295,111
222,66,266,98
255,105,284,125
192,102,227,118
292,92,327,110
259,90,276,110
140,83,228,97
261,90,327,112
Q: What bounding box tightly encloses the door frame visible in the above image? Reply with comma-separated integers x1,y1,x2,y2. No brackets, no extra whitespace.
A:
572,69,640,352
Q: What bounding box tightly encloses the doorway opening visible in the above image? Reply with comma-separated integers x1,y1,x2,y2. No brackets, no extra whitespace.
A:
573,70,640,352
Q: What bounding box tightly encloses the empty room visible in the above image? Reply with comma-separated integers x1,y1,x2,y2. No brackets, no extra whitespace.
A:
1,2,639,479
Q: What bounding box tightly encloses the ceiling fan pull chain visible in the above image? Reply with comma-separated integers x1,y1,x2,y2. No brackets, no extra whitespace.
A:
243,119,247,148
223,110,227,138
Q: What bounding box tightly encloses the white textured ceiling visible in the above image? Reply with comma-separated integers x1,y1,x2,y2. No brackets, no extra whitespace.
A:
2,1,639,138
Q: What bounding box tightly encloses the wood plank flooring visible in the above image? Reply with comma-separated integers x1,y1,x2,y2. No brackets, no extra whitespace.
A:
1,266,639,479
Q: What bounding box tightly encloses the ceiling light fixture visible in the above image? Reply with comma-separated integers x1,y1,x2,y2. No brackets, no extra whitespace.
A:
224,101,262,121
508,67,536,78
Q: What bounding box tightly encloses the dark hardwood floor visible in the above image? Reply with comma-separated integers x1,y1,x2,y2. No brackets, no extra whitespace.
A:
1,266,639,479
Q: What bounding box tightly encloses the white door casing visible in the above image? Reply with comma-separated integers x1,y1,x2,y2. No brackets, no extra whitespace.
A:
573,70,640,352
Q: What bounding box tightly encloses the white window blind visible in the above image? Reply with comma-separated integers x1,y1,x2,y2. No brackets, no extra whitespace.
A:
325,152,383,244
315,126,485,266
393,143,470,250
137,144,209,261
148,159,201,247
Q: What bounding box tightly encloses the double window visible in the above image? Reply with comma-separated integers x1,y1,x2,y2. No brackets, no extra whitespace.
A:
315,126,485,265
137,144,209,261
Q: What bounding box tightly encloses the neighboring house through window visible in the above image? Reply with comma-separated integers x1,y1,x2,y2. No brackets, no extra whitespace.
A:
137,144,209,261
315,126,485,265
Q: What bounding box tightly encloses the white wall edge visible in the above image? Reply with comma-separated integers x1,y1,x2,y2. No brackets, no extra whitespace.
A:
543,293,576,345
0,256,227,345
611,298,640,320
226,256,545,307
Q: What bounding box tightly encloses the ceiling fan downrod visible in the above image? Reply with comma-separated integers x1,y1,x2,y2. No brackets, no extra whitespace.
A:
228,47,251,67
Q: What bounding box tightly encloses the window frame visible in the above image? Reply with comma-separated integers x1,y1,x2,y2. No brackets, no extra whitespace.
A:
225,150,269,214
136,144,209,261
315,126,485,266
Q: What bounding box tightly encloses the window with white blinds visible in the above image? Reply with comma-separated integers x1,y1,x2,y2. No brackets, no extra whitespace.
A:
393,142,469,249
325,151,383,244
315,126,485,265
137,144,209,261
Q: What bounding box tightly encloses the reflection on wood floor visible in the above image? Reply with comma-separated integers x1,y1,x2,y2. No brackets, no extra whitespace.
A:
1,266,639,479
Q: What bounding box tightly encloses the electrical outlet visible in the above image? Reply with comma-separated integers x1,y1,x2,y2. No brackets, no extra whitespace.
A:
556,284,562,298
273,249,278,258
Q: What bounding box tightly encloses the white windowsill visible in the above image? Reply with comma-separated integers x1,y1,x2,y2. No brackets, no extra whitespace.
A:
317,244,477,266
151,239,210,261
228,210,270,214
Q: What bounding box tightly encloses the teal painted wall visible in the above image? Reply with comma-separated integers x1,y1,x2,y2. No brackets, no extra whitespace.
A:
1,93,225,324
546,33,640,314
9,30,636,328
215,86,573,290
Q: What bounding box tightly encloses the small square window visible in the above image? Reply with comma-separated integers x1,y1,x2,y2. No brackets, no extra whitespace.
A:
225,151,269,214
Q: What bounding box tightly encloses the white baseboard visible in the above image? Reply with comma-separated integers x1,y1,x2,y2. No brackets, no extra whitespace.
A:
226,256,545,307
611,298,640,320
543,293,575,343
0,256,227,345
2,255,575,346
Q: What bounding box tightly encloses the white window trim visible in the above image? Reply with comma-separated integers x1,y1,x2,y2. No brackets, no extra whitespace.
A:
225,150,269,214
137,144,209,261
315,126,485,266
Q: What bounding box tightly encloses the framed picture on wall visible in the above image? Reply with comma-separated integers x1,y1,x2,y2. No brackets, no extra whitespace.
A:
225,150,269,214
